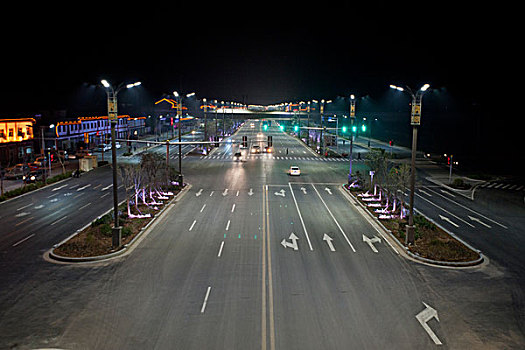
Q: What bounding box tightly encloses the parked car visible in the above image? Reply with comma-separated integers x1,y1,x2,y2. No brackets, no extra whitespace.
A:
23,170,43,184
5,164,29,179
75,149,92,158
96,143,111,152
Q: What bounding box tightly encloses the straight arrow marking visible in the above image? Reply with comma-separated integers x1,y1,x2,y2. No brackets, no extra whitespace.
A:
468,215,491,228
323,234,336,252
439,214,459,227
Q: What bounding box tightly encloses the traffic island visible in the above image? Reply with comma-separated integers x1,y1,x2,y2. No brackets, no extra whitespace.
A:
48,183,190,263
343,184,484,267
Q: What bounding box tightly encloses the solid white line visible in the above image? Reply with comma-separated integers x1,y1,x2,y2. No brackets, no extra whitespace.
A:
231,204,236,213
200,204,206,213
189,219,197,231
312,185,356,252
225,219,231,231
218,241,225,257
288,183,314,251
200,286,212,313
210,191,214,197
51,215,68,226
12,233,35,247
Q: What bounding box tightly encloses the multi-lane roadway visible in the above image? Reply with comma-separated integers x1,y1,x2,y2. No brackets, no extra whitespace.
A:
0,120,524,349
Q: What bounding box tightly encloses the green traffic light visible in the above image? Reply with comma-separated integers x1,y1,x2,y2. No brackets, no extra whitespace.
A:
342,126,347,133
352,125,357,132
361,125,366,132
294,125,299,132
263,124,268,130
279,125,284,131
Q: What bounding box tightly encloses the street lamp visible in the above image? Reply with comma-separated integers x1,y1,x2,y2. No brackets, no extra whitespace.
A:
348,94,356,185
101,79,141,249
390,83,430,245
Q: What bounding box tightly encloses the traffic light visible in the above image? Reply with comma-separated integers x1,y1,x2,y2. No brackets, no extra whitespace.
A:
294,125,299,132
268,135,273,147
352,125,357,133
214,136,220,147
342,126,347,133
242,135,248,148
279,125,284,131
389,140,394,146
361,124,366,132
263,124,268,130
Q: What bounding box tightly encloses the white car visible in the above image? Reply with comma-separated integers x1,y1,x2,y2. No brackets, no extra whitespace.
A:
288,166,301,176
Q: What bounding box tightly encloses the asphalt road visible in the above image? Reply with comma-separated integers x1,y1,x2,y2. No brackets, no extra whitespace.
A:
0,120,524,349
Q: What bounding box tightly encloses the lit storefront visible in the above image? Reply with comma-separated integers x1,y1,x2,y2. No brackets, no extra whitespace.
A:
0,118,35,166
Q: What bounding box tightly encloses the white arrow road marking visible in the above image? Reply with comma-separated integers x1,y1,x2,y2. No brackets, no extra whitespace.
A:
439,214,459,227
323,234,336,252
300,187,307,194
195,188,203,197
274,189,286,197
77,184,91,191
419,189,432,196
468,215,491,228
50,198,58,202
288,184,314,251
280,233,299,250
222,188,229,196
312,185,356,252
248,188,254,196
440,189,455,197
362,234,381,253
324,187,332,195
416,302,442,345
101,184,113,191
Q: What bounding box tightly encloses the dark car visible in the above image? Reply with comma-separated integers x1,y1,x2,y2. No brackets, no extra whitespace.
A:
234,152,242,161
22,170,43,184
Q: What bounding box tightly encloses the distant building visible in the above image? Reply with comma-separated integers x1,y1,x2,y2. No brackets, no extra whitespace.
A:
55,115,146,150
0,118,35,166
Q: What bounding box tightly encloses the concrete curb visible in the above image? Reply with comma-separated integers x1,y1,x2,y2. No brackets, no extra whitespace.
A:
341,184,485,268
45,183,193,264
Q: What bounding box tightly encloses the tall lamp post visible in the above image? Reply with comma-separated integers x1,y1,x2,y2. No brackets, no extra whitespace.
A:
390,83,430,245
101,79,141,248
348,94,356,184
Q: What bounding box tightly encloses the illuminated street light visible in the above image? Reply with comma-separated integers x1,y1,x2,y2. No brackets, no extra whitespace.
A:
100,79,141,248
390,83,431,245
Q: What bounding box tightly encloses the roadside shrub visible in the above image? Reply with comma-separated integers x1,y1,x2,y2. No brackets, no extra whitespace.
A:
99,223,112,237
91,213,112,227
121,226,133,237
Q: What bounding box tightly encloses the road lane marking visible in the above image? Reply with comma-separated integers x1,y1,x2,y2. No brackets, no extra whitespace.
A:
312,185,356,252
100,193,110,198
77,184,91,191
16,203,33,211
200,204,206,213
12,234,35,247
210,191,214,197
231,204,236,213
52,184,68,191
217,241,225,257
189,219,197,231
225,219,231,231
51,215,68,226
79,203,92,210
15,216,34,226
288,183,313,251
200,286,212,313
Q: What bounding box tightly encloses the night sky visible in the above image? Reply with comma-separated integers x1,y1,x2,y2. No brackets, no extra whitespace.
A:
1,3,518,173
